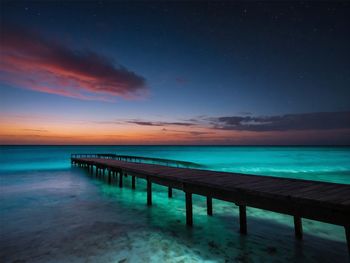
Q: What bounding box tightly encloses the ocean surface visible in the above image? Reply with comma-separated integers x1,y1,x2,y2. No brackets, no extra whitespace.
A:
1,146,349,262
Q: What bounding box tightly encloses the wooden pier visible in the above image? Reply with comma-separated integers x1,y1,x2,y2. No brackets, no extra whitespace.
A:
71,153,350,253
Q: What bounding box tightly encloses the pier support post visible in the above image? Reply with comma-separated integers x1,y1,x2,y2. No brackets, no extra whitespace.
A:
345,226,349,255
147,178,152,206
294,216,303,239
119,171,123,188
239,205,247,234
207,197,213,216
168,187,173,198
108,170,112,184
132,176,136,189
185,192,193,226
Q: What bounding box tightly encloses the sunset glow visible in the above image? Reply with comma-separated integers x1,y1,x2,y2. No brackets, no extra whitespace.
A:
1,2,349,145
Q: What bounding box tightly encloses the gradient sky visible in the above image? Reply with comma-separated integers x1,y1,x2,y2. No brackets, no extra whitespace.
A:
1,1,349,145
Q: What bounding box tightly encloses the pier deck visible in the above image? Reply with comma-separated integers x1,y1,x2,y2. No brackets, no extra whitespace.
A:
71,154,350,253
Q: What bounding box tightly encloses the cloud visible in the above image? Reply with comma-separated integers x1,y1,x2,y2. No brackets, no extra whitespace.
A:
175,77,188,85
237,111,252,116
0,23,147,101
21,128,48,132
126,120,195,127
210,111,350,131
161,128,214,136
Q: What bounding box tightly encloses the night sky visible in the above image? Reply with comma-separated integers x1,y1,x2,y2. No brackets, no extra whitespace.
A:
1,1,349,145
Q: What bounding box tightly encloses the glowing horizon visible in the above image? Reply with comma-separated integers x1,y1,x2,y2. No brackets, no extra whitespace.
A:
1,2,349,145
1,111,349,145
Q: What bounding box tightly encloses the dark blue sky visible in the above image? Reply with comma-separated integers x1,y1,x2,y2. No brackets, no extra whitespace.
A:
1,1,349,144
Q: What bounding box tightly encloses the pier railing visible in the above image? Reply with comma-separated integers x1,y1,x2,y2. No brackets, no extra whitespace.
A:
71,153,201,168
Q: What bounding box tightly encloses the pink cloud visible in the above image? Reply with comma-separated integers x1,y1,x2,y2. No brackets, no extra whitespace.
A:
0,24,147,101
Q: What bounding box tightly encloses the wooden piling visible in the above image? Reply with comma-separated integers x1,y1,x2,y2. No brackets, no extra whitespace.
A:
239,205,247,234
119,171,123,187
345,226,349,255
108,170,112,184
185,192,193,226
132,176,136,189
207,197,213,216
168,187,173,198
294,216,303,239
147,178,152,206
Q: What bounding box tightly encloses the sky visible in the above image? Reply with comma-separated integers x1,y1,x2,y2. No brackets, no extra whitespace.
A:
0,1,349,145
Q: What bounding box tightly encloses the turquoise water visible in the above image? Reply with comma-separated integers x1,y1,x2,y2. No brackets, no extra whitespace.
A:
1,146,349,262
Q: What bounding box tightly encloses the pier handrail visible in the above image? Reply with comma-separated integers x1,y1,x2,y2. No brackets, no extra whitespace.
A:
71,153,201,168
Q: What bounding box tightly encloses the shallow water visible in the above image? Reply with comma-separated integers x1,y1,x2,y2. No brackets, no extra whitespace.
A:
1,146,349,262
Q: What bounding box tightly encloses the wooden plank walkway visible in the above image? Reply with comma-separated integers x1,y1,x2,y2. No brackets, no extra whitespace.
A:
71,154,350,254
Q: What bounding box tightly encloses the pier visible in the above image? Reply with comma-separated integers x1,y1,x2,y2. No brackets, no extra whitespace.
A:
71,153,350,253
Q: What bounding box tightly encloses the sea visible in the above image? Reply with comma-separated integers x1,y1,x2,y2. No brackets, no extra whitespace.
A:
1,145,349,262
